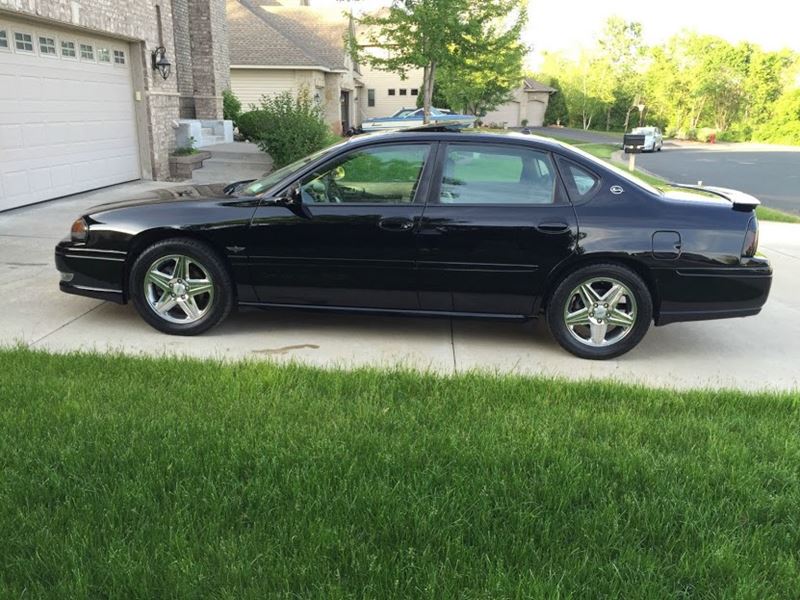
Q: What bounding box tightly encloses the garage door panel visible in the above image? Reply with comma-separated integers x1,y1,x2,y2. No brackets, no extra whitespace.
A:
0,17,140,209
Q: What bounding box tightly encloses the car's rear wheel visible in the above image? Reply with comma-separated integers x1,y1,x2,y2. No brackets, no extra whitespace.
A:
130,238,233,335
547,264,652,359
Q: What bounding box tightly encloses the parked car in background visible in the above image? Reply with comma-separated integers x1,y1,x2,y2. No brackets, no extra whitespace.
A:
361,107,475,132
55,128,771,360
624,126,663,153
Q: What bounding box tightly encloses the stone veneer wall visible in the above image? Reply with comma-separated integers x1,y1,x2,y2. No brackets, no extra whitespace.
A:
0,0,228,180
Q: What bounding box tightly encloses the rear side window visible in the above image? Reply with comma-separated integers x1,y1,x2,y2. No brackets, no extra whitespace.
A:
558,159,599,201
438,144,558,204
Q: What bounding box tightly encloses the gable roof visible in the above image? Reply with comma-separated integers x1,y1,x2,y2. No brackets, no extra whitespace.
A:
227,0,352,72
523,78,557,94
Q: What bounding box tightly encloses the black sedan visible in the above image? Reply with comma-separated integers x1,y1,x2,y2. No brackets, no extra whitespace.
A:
55,130,772,359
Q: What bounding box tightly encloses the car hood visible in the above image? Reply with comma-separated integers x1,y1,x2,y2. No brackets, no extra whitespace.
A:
85,183,232,214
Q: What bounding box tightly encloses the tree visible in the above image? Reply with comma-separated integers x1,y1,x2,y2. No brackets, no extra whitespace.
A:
350,0,525,123
435,4,526,118
596,17,646,131
542,77,568,125
415,82,450,110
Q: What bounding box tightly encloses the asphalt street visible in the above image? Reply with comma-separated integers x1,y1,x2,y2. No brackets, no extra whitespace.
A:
635,145,800,214
532,127,800,215
0,180,797,392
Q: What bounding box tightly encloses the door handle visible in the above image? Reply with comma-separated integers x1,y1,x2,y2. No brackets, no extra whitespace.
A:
536,221,570,234
379,217,415,232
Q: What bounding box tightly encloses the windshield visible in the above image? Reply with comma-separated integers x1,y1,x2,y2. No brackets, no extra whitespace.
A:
391,108,415,118
239,141,349,196
562,143,664,196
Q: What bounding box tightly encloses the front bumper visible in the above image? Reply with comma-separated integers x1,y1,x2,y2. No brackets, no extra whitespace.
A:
55,240,127,303
654,259,772,325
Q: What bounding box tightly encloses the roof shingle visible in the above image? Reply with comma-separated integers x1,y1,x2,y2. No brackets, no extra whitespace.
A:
227,0,351,71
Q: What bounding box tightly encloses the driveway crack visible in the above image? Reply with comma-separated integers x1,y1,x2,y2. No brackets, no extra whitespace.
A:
29,302,106,347
450,318,457,374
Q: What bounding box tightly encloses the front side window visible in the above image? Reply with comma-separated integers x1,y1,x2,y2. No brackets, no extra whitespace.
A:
0,30,9,50
38,36,56,55
367,88,375,107
80,43,94,60
14,32,33,52
300,144,431,204
97,47,110,62
438,144,557,205
61,40,76,58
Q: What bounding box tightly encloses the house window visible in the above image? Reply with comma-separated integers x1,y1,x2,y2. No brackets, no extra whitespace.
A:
14,32,34,52
388,89,395,96
410,88,418,96
0,30,8,50
113,49,126,65
97,47,110,63
367,89,375,107
61,41,76,58
399,89,407,96
80,43,94,60
39,36,57,55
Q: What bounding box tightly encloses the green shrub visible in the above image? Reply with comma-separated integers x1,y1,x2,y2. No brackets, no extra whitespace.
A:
245,87,334,168
222,89,242,127
236,109,269,142
695,127,717,143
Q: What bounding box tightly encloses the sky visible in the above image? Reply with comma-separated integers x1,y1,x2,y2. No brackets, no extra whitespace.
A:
314,0,800,69
525,0,800,68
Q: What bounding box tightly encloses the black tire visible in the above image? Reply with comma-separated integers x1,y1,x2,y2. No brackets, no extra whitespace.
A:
546,263,652,360
129,238,233,335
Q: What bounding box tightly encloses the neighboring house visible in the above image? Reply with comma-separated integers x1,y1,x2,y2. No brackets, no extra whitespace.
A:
227,0,363,135
354,11,553,126
0,0,230,211
481,78,556,128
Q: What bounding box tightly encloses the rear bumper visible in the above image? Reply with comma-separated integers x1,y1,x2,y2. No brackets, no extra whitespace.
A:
55,240,126,304
654,261,772,326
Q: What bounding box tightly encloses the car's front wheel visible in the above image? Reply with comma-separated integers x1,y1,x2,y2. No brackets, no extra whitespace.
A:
547,264,652,359
129,238,233,335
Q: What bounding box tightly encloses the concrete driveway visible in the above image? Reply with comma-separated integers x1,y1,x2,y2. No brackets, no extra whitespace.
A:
1,181,798,392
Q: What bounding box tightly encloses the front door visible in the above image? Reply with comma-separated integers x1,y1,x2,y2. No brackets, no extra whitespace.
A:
340,90,350,132
248,142,435,309
416,142,579,315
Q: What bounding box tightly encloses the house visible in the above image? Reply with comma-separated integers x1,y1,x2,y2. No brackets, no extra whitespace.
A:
356,15,554,127
0,0,230,211
227,0,363,134
481,78,556,128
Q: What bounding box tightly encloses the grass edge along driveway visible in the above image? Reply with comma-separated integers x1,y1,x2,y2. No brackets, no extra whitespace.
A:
1,347,799,598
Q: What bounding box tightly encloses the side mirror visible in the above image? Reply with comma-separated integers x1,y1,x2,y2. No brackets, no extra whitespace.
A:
275,185,302,207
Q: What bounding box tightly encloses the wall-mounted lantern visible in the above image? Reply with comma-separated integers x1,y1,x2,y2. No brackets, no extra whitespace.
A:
151,46,172,80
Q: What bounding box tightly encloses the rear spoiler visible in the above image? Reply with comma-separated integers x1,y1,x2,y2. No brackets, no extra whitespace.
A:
670,183,760,211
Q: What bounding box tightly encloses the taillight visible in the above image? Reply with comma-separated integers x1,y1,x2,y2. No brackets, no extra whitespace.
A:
742,216,758,257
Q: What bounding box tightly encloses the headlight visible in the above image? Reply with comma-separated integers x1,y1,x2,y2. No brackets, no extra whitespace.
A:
70,217,88,242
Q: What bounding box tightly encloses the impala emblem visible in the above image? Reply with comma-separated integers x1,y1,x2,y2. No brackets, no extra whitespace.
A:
226,246,246,253
610,185,624,195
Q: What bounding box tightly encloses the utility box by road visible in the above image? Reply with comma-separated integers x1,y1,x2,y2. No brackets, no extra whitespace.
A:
623,134,647,154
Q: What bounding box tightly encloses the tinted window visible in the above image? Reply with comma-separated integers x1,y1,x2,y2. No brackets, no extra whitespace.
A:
300,144,430,204
560,160,599,199
438,144,557,204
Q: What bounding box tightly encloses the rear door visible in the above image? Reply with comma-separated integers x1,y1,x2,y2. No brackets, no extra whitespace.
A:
416,142,579,315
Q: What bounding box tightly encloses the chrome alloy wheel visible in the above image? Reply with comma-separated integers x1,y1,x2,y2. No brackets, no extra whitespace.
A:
563,277,637,347
144,254,214,324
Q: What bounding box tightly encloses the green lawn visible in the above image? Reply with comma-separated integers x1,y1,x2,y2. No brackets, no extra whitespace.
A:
1,348,799,598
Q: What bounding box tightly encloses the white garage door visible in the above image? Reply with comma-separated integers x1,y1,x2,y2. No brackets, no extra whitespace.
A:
0,17,140,211
483,101,520,128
